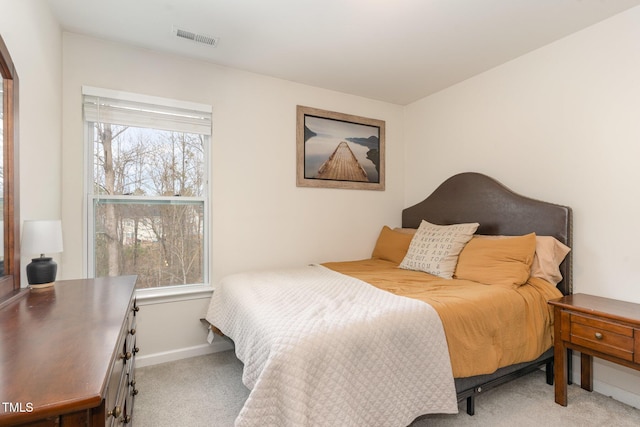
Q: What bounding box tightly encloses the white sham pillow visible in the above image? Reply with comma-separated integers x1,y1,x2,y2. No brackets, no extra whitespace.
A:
399,220,479,279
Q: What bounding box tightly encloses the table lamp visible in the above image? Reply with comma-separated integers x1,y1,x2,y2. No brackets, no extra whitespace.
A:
22,220,64,288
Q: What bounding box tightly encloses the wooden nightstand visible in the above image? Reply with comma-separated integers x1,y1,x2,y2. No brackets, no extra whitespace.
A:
549,293,640,406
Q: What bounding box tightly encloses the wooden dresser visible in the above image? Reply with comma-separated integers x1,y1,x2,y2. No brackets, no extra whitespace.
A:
549,293,640,406
0,276,139,426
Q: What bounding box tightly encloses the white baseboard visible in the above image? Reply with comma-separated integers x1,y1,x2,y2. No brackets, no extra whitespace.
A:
593,380,640,410
136,339,233,368
569,356,640,410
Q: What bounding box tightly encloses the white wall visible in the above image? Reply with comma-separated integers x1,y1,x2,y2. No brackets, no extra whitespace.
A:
0,0,62,277
404,6,640,408
61,33,405,363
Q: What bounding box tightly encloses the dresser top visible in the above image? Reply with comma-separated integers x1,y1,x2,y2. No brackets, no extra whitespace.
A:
0,276,137,424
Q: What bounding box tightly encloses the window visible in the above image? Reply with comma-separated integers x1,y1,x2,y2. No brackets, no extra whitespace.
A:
83,87,211,289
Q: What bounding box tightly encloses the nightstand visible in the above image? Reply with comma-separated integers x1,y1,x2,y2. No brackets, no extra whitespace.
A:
549,293,640,406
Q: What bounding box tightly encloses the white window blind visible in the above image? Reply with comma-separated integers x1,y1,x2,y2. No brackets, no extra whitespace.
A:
82,86,212,135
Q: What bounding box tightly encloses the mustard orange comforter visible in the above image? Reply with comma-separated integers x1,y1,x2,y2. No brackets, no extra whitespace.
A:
322,258,563,378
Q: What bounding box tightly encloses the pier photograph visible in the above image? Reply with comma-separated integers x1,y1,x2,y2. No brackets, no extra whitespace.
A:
296,106,385,190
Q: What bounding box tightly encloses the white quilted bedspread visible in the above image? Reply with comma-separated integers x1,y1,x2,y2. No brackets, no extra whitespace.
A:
206,265,457,427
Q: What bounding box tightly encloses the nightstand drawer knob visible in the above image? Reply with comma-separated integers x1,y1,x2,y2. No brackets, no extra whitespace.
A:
595,332,603,340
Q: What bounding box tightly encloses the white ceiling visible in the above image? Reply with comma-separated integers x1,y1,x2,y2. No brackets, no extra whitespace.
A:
48,0,640,105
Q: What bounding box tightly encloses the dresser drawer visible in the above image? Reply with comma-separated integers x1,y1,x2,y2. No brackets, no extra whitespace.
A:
124,345,138,426
127,311,137,354
570,313,634,361
105,326,128,421
105,303,137,426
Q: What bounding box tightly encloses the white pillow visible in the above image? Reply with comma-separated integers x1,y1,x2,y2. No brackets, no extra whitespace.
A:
531,236,571,285
399,220,479,279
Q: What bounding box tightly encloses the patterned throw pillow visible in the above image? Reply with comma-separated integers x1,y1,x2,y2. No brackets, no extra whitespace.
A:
399,220,479,279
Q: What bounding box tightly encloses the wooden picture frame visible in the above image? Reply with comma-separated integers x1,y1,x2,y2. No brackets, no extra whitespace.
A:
296,105,385,190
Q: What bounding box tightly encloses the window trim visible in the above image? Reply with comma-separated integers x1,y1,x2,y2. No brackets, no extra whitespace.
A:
135,283,213,305
82,87,211,289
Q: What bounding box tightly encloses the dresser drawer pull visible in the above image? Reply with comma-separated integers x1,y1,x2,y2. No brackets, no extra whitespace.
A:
129,328,136,335
107,405,122,419
595,332,603,340
119,351,132,361
132,305,140,313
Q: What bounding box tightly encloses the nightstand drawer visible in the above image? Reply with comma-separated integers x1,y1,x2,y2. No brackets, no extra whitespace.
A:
570,313,634,361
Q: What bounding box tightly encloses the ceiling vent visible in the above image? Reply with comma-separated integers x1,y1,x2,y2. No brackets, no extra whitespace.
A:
173,27,219,47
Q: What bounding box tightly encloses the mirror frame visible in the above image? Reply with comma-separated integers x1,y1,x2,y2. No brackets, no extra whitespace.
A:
0,34,20,299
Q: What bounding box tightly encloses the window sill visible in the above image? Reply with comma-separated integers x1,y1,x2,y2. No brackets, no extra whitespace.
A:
135,283,213,305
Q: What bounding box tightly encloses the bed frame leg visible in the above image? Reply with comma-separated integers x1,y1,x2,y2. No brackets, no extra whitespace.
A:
466,396,475,416
546,360,554,385
567,349,573,385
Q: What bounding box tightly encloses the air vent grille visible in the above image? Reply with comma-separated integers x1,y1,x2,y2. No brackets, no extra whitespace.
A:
174,28,219,47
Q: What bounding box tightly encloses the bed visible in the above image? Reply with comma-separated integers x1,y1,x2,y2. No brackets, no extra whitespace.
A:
205,172,573,426
399,172,572,416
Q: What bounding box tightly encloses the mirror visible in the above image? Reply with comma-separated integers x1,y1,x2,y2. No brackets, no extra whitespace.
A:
1,73,4,270
0,34,20,299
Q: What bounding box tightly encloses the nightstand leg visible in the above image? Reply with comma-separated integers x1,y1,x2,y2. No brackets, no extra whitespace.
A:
553,305,568,406
554,344,568,406
580,352,593,391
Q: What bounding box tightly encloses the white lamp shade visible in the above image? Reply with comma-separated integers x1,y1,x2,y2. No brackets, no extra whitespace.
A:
22,220,64,256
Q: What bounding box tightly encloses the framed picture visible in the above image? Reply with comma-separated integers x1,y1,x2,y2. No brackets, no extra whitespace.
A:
296,105,385,190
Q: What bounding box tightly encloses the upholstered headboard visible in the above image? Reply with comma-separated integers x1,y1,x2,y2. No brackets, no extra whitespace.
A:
402,172,573,295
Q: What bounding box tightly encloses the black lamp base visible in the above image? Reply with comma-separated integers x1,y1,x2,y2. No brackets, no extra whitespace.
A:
26,256,58,288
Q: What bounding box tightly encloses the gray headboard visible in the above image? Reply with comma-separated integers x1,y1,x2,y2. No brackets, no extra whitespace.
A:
402,172,573,295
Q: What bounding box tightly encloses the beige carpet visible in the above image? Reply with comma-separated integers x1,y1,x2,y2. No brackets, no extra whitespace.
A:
134,350,640,427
